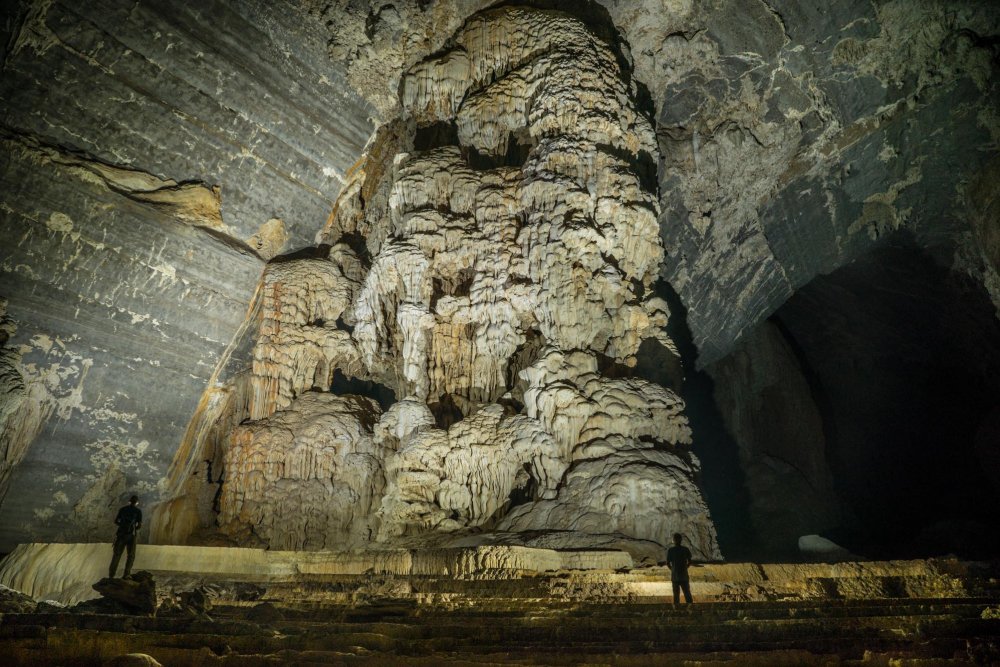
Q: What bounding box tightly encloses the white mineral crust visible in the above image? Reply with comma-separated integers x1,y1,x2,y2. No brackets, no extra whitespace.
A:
217,6,721,559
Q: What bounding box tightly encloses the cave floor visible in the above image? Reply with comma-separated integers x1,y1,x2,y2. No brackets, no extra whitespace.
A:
4,597,999,666
1,544,998,665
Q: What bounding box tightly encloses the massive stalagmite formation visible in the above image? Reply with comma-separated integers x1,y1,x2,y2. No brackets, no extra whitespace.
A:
207,6,720,559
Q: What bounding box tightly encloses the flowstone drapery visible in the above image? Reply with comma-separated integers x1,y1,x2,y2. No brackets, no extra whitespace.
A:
213,6,720,559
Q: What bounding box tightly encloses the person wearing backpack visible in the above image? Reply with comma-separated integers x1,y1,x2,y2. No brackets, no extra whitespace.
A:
108,495,142,578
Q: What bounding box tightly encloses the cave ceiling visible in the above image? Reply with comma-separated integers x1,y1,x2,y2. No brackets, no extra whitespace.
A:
0,0,997,552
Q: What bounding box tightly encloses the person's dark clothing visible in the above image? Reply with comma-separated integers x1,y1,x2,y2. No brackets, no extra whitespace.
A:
672,579,692,605
109,534,137,579
666,544,693,605
114,505,142,537
109,504,142,578
666,545,692,581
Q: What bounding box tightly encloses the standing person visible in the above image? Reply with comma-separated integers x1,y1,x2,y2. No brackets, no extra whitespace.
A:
666,532,693,605
108,495,142,579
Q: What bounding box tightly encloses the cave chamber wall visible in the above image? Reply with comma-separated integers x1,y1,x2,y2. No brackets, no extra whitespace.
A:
0,0,373,551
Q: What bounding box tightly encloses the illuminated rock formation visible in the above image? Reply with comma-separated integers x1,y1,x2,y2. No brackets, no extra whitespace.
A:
210,6,720,559
219,392,383,550
247,252,364,421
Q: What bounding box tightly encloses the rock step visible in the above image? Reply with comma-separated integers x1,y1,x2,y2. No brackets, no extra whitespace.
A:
5,598,994,626
4,617,997,666
220,600,996,623
4,610,997,642
0,622,991,657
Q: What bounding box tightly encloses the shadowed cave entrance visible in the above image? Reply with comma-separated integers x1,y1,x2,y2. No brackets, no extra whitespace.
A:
749,242,1000,559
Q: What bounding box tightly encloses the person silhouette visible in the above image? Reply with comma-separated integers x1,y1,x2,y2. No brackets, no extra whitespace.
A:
666,532,693,605
108,495,142,579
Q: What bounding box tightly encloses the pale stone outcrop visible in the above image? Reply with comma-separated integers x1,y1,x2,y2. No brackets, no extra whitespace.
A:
0,299,56,508
497,449,717,560
0,299,28,505
378,404,566,539
218,393,383,550
248,251,364,421
210,6,720,559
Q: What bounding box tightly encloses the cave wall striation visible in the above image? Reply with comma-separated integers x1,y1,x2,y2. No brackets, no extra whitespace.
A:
0,0,374,549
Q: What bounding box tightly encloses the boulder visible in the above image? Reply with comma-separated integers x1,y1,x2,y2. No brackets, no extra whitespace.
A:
104,654,162,667
92,571,156,614
0,584,36,614
157,586,212,619
798,535,856,563
246,601,284,624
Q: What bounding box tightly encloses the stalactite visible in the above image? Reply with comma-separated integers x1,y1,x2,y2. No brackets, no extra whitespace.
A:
211,6,720,558
248,251,365,420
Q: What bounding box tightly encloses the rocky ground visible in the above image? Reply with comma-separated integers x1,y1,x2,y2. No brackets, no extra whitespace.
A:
2,572,999,665
1,544,999,665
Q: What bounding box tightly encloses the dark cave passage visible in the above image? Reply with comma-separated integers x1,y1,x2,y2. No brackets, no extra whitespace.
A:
657,281,757,561
770,242,1000,559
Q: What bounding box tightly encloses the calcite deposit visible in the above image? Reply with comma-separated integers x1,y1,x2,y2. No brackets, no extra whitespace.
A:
219,393,382,550
247,253,364,421
208,6,720,559
0,298,29,504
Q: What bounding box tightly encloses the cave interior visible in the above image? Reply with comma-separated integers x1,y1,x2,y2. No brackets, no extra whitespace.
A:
0,0,998,566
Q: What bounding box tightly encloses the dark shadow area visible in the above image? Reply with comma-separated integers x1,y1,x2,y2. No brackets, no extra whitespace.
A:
462,136,534,170
331,231,372,268
413,120,460,151
429,393,465,429
775,241,1000,559
506,463,537,508
506,328,546,399
591,346,683,401
595,143,660,196
656,280,757,560
267,245,330,263
633,337,685,393
330,370,397,411
334,316,354,335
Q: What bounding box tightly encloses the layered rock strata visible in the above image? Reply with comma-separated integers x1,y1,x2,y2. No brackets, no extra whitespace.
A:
0,0,374,550
208,6,720,559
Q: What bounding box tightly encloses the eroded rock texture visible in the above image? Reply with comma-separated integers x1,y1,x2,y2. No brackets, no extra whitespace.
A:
0,0,374,550
219,393,383,550
207,6,719,559
307,0,1000,366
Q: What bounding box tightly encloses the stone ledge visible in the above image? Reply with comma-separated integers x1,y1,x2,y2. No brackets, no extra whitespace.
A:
0,543,635,604
2,543,988,608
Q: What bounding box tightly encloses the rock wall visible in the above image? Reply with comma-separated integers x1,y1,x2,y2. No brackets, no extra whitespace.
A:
3,0,996,558
201,6,720,559
0,0,373,550
707,321,839,557
304,0,1000,365
642,0,1000,365
770,245,1000,557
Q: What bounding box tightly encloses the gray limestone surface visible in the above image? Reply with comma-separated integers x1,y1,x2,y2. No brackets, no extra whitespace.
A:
0,0,373,549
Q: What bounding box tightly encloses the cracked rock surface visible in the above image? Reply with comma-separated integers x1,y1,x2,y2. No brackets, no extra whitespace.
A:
0,0,373,549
